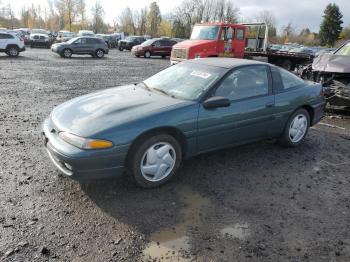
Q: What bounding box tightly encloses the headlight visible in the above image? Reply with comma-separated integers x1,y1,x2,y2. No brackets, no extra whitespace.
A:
58,132,113,150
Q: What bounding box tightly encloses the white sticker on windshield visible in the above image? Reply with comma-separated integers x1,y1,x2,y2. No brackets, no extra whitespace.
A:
190,71,211,79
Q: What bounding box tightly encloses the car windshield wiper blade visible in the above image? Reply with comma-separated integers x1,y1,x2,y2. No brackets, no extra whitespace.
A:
152,87,170,96
139,82,151,91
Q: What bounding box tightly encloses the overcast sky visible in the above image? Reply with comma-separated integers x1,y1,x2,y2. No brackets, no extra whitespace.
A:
9,0,350,32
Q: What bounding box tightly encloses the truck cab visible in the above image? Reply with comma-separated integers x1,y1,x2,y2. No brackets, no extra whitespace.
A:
171,22,246,64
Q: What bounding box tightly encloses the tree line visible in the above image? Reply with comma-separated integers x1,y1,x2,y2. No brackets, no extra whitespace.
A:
0,0,348,47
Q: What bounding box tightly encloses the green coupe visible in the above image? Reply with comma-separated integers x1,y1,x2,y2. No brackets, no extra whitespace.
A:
43,58,325,188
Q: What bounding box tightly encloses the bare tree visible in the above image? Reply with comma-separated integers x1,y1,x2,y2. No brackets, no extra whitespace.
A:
255,10,277,37
91,0,105,33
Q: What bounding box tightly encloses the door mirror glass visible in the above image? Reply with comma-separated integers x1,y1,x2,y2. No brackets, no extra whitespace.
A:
203,96,231,109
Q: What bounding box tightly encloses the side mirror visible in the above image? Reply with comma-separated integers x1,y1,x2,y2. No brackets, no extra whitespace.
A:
203,96,230,109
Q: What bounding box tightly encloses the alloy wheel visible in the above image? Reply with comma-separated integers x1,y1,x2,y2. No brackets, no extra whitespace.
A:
140,142,176,182
289,114,308,143
9,47,18,57
96,49,104,58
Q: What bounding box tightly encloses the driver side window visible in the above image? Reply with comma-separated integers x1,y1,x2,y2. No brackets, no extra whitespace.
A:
214,65,269,100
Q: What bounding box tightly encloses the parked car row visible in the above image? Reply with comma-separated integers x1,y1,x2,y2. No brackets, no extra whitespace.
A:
268,43,336,57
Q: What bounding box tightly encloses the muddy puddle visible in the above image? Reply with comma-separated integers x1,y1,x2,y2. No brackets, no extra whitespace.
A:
142,186,210,261
220,223,250,240
142,186,251,261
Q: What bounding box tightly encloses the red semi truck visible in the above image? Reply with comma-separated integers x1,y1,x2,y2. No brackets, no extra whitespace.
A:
171,22,313,70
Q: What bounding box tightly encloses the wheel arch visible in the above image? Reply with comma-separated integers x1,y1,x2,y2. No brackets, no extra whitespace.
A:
300,105,314,126
6,44,19,50
125,126,187,165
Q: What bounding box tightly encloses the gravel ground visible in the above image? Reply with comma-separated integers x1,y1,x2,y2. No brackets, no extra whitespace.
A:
0,48,350,262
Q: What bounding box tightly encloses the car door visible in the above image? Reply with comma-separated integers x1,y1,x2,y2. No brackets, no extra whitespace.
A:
197,65,275,152
72,38,86,53
152,40,162,55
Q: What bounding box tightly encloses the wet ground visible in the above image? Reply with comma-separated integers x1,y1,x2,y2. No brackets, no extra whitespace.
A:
0,48,350,261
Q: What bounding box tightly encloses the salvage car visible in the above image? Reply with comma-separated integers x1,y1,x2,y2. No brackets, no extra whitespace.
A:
51,36,109,58
42,58,325,188
300,41,350,107
131,38,177,58
118,35,145,51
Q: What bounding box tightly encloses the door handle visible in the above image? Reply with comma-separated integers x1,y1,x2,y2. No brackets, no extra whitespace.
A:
265,102,275,108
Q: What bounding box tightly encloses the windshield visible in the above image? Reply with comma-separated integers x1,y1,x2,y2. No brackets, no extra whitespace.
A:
143,62,223,100
141,39,154,46
126,36,136,41
66,37,80,44
335,42,350,56
190,26,219,40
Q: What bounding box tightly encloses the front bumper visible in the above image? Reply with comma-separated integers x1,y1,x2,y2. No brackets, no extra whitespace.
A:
42,118,129,180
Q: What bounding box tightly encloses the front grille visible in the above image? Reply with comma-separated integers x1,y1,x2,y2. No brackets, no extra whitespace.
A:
171,48,188,59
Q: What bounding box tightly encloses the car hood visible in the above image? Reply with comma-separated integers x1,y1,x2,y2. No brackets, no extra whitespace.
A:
173,39,216,49
312,53,350,73
50,85,188,137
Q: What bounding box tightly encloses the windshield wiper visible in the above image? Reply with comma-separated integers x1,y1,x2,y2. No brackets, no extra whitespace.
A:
152,87,170,96
139,82,151,91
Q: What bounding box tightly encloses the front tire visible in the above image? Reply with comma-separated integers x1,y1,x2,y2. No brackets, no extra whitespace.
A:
279,108,310,147
62,48,72,58
128,134,182,188
144,51,151,58
119,47,123,51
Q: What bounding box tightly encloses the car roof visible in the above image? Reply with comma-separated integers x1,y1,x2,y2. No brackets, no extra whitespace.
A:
187,58,268,69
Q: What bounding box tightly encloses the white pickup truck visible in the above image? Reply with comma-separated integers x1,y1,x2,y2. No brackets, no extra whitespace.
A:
0,31,26,57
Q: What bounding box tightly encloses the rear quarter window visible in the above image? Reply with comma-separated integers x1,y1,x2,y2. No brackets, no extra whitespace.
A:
279,68,305,90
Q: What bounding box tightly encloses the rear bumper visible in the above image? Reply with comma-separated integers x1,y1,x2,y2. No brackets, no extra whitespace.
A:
19,47,26,52
311,100,326,126
42,118,129,180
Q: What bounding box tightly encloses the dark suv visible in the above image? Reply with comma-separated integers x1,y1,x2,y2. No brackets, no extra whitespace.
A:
118,36,145,51
51,36,109,58
131,38,177,58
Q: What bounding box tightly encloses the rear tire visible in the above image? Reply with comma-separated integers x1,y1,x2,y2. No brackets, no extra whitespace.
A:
95,49,104,58
128,134,182,188
279,108,310,147
6,46,19,57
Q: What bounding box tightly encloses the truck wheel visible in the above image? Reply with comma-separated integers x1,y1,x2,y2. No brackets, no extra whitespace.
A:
6,46,19,57
281,59,293,71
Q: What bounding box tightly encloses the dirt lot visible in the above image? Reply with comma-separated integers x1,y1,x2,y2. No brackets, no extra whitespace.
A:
0,48,350,262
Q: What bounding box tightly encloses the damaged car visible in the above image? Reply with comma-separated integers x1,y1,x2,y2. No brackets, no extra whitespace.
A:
300,41,350,107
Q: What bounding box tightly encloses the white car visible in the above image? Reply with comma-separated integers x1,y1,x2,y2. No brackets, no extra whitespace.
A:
0,32,25,57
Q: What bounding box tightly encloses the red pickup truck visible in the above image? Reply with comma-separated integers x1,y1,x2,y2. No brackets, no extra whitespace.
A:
171,22,313,71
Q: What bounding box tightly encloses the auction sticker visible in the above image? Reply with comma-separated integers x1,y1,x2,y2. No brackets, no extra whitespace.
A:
190,71,211,79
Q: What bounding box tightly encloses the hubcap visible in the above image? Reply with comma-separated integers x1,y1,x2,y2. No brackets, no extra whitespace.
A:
140,142,176,182
97,50,103,57
145,52,150,58
9,48,18,56
64,50,71,57
289,114,308,143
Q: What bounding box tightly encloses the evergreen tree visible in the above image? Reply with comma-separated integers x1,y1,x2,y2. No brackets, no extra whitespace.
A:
319,3,343,46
